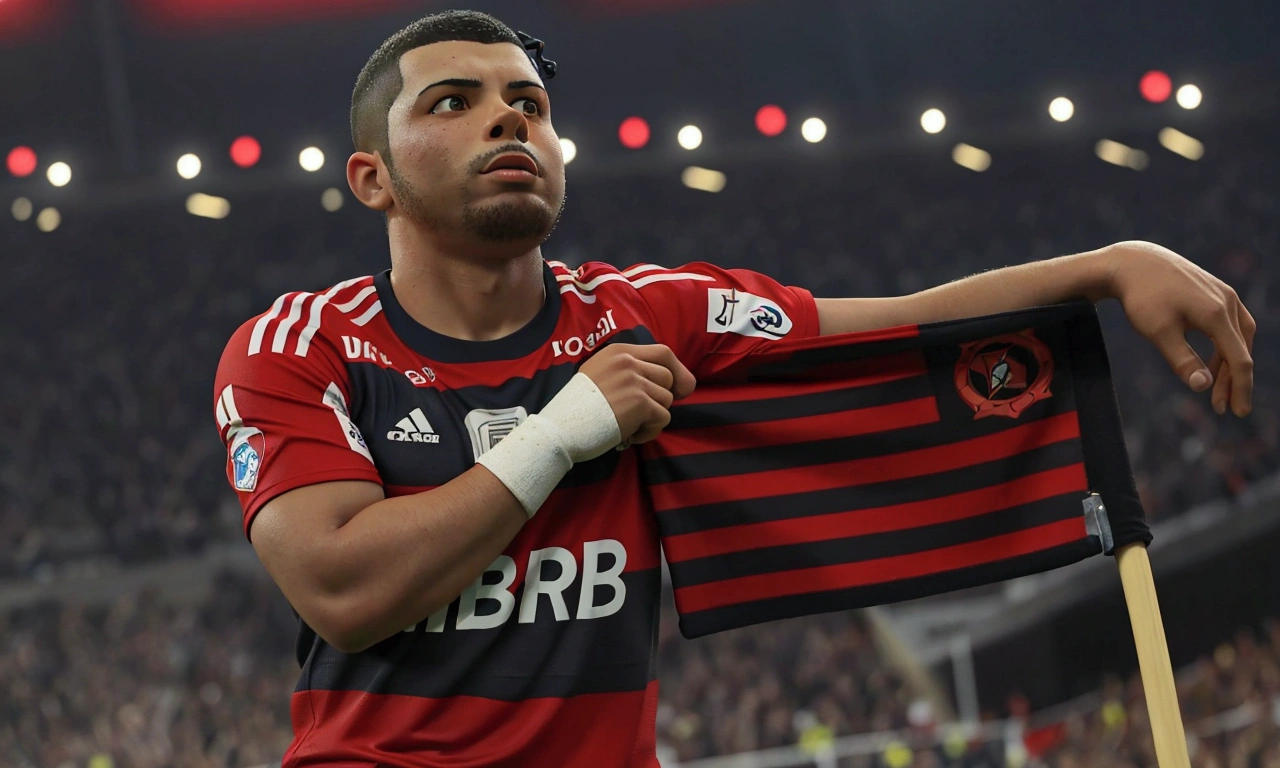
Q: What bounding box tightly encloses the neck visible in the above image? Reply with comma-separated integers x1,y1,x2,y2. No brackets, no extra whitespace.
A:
387,228,546,343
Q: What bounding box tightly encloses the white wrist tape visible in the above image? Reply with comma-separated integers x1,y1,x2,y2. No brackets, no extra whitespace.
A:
476,373,621,518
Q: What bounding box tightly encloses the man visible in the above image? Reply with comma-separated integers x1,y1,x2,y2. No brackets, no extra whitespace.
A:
213,10,1254,767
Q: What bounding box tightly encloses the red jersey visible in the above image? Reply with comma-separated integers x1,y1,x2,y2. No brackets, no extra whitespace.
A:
213,260,818,767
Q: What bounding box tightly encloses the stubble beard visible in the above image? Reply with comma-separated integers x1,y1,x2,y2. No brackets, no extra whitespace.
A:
388,160,565,245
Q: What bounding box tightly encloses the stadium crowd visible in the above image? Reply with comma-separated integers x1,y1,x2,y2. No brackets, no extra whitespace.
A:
2,118,1277,765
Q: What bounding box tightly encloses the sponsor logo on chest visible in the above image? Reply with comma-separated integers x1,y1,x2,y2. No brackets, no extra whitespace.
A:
551,309,618,358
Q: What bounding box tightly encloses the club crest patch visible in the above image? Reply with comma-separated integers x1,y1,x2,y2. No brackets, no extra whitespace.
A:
954,329,1054,419
228,428,266,492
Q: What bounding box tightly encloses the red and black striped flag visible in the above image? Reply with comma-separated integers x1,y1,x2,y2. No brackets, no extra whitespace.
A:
642,302,1150,638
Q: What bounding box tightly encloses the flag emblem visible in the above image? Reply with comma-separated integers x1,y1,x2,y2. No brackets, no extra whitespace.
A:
954,329,1054,420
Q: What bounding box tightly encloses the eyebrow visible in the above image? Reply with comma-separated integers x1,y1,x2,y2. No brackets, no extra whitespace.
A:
417,78,546,99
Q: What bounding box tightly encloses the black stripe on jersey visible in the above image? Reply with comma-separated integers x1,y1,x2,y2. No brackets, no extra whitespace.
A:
675,537,1101,639
358,325,657,489
666,495,1083,587
643,390,1076,487
666,373,934,431
301,567,661,701
652,439,1085,536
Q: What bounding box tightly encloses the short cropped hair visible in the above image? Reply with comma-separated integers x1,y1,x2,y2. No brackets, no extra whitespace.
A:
350,10,524,159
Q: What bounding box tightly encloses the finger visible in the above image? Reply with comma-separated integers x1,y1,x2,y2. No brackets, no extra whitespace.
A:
1211,305,1253,417
640,376,675,410
1213,365,1233,416
628,345,697,399
1207,351,1230,416
1239,303,1257,354
634,359,675,392
1152,326,1212,391
628,405,672,446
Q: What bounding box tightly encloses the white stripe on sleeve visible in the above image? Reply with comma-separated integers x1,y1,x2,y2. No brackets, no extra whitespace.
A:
271,292,312,354
247,293,289,356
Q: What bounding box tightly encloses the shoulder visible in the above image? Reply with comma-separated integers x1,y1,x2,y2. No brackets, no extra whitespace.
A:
221,275,380,363
546,260,724,305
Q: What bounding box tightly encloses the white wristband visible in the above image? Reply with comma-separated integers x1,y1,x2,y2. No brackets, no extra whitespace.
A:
476,373,621,518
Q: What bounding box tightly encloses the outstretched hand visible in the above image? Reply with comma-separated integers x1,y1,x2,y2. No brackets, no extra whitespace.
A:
1101,241,1255,417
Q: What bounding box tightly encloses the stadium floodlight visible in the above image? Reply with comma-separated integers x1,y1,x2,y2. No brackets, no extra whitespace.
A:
1048,97,1075,122
800,117,827,143
677,125,703,150
36,207,60,232
920,108,946,134
11,197,33,221
1096,139,1148,170
230,136,261,168
1176,84,1202,110
187,193,231,219
952,144,992,172
1158,127,1204,160
559,137,577,164
7,146,37,178
618,117,650,149
299,147,325,172
755,105,787,137
321,188,345,212
47,161,71,187
681,166,726,193
177,153,202,180
1140,71,1172,103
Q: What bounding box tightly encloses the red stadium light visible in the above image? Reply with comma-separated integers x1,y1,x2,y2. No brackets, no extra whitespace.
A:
7,146,37,178
1140,70,1172,103
618,117,650,150
230,136,261,168
755,105,787,137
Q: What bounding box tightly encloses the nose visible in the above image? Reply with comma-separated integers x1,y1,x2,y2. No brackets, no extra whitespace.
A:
488,105,530,144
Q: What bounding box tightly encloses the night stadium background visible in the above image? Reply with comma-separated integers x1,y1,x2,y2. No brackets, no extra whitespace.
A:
2,0,1279,765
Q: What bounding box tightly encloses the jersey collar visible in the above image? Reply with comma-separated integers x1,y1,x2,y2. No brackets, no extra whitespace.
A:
374,262,562,364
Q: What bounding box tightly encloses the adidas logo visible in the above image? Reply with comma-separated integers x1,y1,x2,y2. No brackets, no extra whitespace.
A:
387,408,441,444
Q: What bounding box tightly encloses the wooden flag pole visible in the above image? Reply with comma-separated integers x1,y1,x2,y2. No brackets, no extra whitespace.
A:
1116,543,1191,768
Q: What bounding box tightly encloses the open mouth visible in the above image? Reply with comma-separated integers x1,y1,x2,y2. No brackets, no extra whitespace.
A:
481,153,540,178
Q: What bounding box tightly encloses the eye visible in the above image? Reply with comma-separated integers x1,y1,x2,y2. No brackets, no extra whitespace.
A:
512,98,541,116
429,95,467,114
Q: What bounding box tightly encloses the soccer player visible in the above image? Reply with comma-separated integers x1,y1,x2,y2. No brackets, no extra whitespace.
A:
213,10,1255,767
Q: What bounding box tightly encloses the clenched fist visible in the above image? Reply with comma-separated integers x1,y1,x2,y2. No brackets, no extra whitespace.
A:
578,344,697,447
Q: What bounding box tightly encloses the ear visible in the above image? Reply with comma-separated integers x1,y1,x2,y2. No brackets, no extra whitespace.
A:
347,151,394,212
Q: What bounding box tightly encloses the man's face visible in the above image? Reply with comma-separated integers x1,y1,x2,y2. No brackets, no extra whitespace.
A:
384,41,566,250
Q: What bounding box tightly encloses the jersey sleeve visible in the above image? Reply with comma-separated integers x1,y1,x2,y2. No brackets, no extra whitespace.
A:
634,262,820,379
213,318,382,539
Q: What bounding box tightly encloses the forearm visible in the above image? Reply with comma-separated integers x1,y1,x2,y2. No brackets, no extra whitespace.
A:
326,467,530,651
901,248,1115,324
818,247,1117,334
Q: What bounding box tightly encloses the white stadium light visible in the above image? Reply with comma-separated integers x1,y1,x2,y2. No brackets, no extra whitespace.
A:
1096,139,1148,171
321,188,345,212
681,166,726,193
47,161,71,187
11,197,33,222
176,153,202,180
559,137,577,164
299,147,325,172
36,207,60,232
952,143,992,172
1048,97,1075,122
800,117,827,143
920,108,946,134
1158,127,1205,160
1176,84,1202,110
186,193,231,219
677,125,703,150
